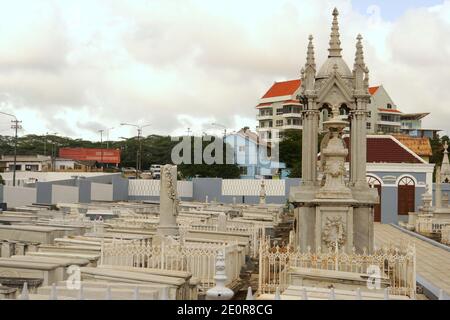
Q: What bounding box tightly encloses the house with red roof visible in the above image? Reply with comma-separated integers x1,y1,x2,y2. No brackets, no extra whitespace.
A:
256,81,439,142
341,135,434,223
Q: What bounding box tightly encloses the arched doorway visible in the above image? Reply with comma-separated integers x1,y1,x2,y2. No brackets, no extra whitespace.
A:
367,175,382,222
398,176,415,216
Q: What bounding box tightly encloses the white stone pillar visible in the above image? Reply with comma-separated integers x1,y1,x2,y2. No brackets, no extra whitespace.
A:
302,109,319,185
217,212,227,232
350,108,368,187
157,165,180,237
206,250,234,300
436,167,442,209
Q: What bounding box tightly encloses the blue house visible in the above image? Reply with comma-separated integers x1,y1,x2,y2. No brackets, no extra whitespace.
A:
224,128,287,179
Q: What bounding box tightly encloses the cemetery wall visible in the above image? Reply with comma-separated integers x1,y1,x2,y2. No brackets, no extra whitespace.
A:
91,182,113,201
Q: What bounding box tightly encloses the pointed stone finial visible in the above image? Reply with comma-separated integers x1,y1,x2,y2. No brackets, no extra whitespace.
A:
20,282,29,300
206,250,234,300
50,283,57,300
306,35,316,68
444,141,449,163
329,8,342,57
275,287,281,300
354,34,365,66
246,287,254,300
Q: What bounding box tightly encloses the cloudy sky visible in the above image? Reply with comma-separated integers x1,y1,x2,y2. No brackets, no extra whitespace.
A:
0,0,449,141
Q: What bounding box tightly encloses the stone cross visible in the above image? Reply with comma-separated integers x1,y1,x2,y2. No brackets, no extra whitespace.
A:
157,165,180,237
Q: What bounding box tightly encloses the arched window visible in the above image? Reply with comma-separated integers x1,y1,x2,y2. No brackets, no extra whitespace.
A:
398,176,415,215
367,175,382,222
387,103,392,109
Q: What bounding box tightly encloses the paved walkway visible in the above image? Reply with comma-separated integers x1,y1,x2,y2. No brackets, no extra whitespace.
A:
374,223,450,296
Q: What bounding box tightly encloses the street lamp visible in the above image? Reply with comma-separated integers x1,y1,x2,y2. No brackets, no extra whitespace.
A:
0,111,22,187
211,123,227,139
120,123,151,178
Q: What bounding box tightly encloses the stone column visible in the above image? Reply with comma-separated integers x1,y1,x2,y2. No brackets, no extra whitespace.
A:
301,108,319,186
217,213,227,232
436,166,442,209
350,107,368,187
157,165,180,237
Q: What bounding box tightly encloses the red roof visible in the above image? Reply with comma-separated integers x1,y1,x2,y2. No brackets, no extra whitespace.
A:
368,86,380,95
343,136,422,164
378,108,402,113
262,79,301,99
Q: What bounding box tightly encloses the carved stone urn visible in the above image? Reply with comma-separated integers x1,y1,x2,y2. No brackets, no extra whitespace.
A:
317,107,352,199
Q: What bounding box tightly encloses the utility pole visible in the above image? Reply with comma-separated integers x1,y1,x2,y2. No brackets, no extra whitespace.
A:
186,128,192,136
0,111,21,187
120,123,151,179
11,119,22,187
98,129,104,168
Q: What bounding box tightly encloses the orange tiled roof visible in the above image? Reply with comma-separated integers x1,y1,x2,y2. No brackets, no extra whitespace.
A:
392,134,433,157
368,86,380,95
262,79,302,99
378,108,402,113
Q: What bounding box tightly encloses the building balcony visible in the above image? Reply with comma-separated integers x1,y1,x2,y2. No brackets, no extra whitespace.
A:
282,124,303,130
256,126,273,132
282,113,302,118
376,120,401,127
256,114,274,121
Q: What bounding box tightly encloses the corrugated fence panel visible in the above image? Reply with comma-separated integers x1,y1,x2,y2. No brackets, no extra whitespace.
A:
128,180,193,198
3,186,37,208
52,185,79,204
221,179,285,196
91,183,114,201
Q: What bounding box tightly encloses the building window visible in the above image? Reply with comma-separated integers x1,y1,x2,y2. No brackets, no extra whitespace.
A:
367,111,371,118
276,120,283,127
387,103,392,109
366,122,371,130
239,166,248,175
276,108,283,115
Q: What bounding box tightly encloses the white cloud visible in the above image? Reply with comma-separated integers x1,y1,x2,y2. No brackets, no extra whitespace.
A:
0,0,448,139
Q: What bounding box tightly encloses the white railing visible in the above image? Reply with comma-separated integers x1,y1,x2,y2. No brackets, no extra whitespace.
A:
441,225,450,245
101,240,244,290
258,238,416,299
416,216,450,235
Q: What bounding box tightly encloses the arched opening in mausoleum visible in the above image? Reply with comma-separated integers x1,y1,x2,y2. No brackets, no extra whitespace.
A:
398,176,415,216
367,175,382,222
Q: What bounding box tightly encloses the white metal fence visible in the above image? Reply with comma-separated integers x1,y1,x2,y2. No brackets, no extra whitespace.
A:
100,240,244,290
258,238,416,298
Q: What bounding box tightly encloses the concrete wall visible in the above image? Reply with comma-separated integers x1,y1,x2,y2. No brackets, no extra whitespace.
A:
91,182,113,202
3,186,37,208
52,185,79,204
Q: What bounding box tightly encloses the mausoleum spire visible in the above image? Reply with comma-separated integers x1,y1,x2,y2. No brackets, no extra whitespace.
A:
353,34,369,93
354,34,365,67
306,35,316,68
440,141,450,182
328,8,342,58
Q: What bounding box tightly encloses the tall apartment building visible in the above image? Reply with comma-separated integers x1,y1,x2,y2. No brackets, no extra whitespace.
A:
256,81,439,142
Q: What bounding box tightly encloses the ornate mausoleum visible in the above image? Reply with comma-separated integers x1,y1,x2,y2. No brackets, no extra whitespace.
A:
289,8,379,253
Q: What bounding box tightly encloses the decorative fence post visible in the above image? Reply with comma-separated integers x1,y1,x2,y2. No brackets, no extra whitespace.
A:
206,250,234,300
19,282,29,300
246,287,254,300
